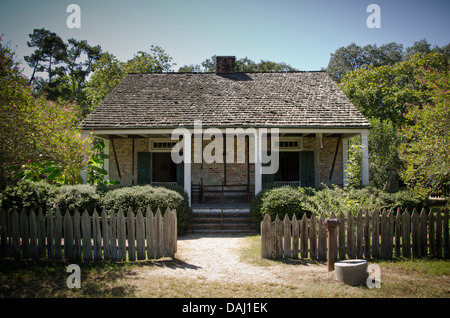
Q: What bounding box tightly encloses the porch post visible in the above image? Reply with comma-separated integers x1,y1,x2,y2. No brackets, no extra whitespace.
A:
254,130,262,195
184,132,192,206
360,131,369,186
342,137,349,187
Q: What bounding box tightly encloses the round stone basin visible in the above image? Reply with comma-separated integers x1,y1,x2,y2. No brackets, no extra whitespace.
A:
335,259,368,286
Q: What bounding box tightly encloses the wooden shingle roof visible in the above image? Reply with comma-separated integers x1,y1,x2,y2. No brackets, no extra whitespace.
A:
80,71,370,129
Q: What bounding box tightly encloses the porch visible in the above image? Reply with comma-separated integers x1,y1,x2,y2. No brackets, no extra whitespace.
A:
82,127,370,206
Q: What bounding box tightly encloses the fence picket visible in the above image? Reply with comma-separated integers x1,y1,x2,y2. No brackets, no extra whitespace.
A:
420,208,428,257
117,208,126,261
0,210,7,259
347,211,354,259
54,209,62,260
318,212,326,260
300,213,308,259
20,209,30,259
37,209,46,259
12,210,20,260
136,209,146,260
93,210,102,261
356,210,363,259
395,209,401,258
274,215,283,259
81,210,92,261
291,214,299,259
309,213,317,260
155,208,163,259
338,212,345,260
73,210,82,261
443,210,449,259
46,210,54,259
364,210,371,259
63,210,74,261
283,214,291,258
435,211,442,258
109,212,117,261
261,214,272,258
372,209,380,259
411,208,420,258
29,210,37,260
127,208,136,261
402,209,411,258
102,209,110,261
146,208,156,259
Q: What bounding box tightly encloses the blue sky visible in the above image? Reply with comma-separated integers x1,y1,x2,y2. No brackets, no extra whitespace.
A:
1,0,449,77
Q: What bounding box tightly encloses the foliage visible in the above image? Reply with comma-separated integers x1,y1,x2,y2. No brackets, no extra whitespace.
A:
345,139,362,187
50,184,103,215
0,179,56,213
85,140,119,191
102,185,192,233
250,185,428,225
399,66,450,198
250,186,310,226
339,52,448,126
178,55,298,73
367,117,403,190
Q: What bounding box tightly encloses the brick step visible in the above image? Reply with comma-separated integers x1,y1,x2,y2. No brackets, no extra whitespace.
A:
190,209,257,234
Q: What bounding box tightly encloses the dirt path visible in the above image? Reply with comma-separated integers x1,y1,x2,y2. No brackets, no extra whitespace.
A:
138,233,331,286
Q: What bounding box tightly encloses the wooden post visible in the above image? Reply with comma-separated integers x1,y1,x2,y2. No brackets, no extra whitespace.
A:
402,209,411,258
64,210,74,261
347,211,354,259
274,215,283,259
37,209,46,259
155,208,163,259
323,218,339,271
29,210,38,260
364,209,371,259
435,211,442,258
412,208,420,258
356,210,363,259
12,210,20,260
146,208,156,259
46,210,54,260
93,209,102,261
117,208,126,261
372,209,380,259
444,210,449,259
54,209,62,260
110,212,118,261
395,209,402,258
420,208,427,257
102,209,110,261
20,209,30,259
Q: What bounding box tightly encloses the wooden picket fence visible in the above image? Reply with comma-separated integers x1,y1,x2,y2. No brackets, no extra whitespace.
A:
0,207,177,261
261,208,449,260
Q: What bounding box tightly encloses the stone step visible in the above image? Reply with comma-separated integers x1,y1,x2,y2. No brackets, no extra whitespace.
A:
190,208,257,234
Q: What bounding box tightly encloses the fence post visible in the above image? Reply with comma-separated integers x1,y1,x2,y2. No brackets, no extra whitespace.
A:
323,218,339,271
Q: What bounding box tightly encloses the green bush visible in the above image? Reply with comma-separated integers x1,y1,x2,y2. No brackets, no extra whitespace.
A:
250,186,311,227
0,180,56,213
50,184,103,215
102,185,192,234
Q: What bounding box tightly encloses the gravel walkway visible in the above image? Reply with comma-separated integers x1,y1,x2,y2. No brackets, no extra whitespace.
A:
139,233,331,286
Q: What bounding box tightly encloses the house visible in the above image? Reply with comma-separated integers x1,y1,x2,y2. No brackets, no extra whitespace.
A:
80,56,371,206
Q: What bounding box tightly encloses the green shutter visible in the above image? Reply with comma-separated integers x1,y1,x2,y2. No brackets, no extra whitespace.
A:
176,163,184,188
137,152,151,185
301,151,315,188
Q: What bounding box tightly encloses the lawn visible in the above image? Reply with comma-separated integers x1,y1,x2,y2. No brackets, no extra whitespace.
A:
0,235,449,298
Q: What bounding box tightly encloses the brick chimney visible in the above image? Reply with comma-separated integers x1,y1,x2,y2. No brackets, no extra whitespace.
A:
216,56,236,74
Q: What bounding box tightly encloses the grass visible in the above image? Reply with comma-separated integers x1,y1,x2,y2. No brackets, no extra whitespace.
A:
0,235,449,298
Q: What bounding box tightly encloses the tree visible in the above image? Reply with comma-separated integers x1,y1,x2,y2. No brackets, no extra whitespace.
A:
124,45,174,74
178,55,298,73
24,28,67,85
1,38,93,189
85,52,125,109
326,42,404,82
65,38,102,116
339,52,448,126
399,68,450,197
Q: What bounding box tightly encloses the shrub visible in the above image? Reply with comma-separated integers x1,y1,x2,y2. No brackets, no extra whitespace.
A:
50,184,103,215
102,185,192,234
250,186,311,227
0,180,56,213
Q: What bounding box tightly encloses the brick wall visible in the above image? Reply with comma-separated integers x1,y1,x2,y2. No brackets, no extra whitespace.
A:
107,135,343,188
